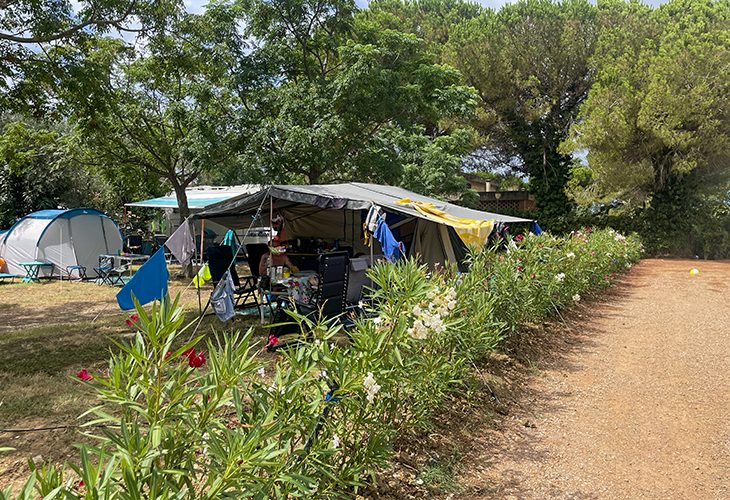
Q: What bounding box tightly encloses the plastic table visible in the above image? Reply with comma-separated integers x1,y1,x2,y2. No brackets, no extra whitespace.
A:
18,262,53,283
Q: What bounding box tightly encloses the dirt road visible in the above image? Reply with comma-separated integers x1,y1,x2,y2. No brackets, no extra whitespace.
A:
465,258,730,499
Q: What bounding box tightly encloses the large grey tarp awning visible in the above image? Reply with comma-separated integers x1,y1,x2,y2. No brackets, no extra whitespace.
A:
192,183,532,228
191,183,533,270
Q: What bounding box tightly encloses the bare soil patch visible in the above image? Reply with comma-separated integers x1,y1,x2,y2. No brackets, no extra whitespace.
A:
454,258,730,499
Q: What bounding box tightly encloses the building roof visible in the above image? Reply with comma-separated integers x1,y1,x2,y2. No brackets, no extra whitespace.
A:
126,185,261,210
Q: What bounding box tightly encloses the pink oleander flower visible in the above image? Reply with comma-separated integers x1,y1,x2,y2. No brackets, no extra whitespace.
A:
125,314,139,326
164,352,172,360
267,334,279,347
77,369,93,381
188,350,206,368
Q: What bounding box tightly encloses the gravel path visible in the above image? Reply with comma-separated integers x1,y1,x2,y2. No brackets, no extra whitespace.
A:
463,258,730,499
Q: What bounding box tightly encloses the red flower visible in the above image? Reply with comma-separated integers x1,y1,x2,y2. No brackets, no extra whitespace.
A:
267,335,279,347
79,479,84,488
164,352,172,360
531,274,535,278
514,234,524,242
125,314,139,326
185,349,205,368
77,369,93,381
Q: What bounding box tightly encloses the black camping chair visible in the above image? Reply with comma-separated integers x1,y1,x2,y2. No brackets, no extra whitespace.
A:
205,245,258,312
125,235,143,254
154,234,172,263
269,251,349,350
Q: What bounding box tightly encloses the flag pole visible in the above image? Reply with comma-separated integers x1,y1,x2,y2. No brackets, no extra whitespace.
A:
197,219,203,315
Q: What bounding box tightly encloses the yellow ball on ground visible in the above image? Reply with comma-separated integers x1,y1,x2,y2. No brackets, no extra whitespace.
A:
690,268,699,276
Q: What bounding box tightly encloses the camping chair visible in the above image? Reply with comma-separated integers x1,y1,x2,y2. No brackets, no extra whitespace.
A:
94,256,115,286
107,263,130,286
154,234,172,263
194,234,216,264
205,245,259,313
269,251,349,350
125,235,143,254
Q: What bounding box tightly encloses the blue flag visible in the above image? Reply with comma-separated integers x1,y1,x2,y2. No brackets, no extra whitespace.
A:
116,248,170,310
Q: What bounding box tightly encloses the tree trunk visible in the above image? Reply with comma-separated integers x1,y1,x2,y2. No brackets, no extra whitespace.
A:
171,180,195,278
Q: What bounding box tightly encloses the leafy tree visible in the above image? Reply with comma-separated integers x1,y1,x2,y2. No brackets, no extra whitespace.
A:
564,0,730,254
0,0,183,114
236,0,479,200
361,0,483,56
566,0,730,206
60,4,249,224
444,0,599,222
0,117,106,227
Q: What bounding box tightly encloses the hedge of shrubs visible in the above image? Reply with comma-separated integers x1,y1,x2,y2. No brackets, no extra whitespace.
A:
3,227,642,500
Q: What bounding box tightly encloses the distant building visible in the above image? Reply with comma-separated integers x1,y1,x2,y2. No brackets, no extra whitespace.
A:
462,173,535,212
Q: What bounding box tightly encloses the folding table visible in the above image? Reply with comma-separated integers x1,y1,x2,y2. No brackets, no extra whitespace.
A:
18,262,53,283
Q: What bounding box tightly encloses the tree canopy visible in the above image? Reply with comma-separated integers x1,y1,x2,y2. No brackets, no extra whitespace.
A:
565,0,730,207
229,0,479,201
443,0,599,220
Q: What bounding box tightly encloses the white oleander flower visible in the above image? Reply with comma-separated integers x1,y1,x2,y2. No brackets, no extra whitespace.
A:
408,319,428,340
257,367,265,378
363,372,381,403
332,434,340,449
566,252,575,258
555,273,565,282
572,294,581,302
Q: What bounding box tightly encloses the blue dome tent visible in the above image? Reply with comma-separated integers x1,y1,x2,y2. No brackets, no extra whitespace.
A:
0,208,123,278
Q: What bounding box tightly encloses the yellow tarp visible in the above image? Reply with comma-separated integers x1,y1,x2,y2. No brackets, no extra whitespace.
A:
395,198,495,246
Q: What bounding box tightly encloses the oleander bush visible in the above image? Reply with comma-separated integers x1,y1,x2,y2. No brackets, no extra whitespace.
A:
2,227,641,500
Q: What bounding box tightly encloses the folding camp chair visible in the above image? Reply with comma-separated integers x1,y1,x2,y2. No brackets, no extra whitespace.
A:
205,244,259,313
107,263,130,286
269,251,349,350
94,256,115,286
125,235,143,254
154,234,172,263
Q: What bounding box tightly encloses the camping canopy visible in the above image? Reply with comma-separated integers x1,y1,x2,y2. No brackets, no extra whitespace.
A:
192,183,532,269
0,208,123,277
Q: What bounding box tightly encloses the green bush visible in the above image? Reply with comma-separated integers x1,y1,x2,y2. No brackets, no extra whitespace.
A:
2,228,642,500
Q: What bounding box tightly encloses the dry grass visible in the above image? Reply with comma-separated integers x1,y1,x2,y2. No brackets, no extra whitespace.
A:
0,268,272,428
